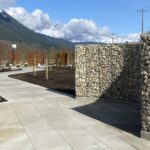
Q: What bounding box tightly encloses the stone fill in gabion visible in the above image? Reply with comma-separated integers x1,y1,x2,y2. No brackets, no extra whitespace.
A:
141,35,150,133
75,43,141,103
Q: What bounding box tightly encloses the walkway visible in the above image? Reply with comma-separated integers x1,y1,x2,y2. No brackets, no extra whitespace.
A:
0,68,150,150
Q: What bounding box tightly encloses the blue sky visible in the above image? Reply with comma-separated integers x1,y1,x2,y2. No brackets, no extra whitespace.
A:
15,0,150,34
1,0,150,42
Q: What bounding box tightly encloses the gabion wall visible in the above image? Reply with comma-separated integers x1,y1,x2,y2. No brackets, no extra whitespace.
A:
75,44,141,103
141,35,150,138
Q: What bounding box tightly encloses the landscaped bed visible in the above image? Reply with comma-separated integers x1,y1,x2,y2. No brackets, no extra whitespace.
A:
0,67,23,72
9,67,75,96
0,68,11,72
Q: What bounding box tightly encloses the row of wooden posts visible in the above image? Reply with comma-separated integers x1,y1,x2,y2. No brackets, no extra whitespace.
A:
0,49,73,68
0,42,74,68
32,54,74,80
32,56,52,80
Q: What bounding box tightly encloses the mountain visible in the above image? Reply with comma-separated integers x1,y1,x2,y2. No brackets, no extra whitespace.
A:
0,11,74,49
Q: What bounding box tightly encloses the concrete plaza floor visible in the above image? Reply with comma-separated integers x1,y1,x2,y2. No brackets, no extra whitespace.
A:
0,68,150,150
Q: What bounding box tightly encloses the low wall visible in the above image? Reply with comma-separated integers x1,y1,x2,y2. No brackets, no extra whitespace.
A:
75,44,141,103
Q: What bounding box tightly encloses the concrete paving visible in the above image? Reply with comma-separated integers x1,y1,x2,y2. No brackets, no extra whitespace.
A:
0,68,150,150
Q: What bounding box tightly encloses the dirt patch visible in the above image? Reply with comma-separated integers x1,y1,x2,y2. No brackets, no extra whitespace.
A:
9,67,75,96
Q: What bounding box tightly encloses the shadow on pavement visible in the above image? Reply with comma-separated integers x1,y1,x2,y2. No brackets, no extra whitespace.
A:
0,96,8,103
72,99,141,136
46,88,76,98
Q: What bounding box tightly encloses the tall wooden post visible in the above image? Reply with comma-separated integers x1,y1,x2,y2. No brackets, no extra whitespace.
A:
57,54,60,68
45,57,48,80
48,47,52,71
33,54,36,76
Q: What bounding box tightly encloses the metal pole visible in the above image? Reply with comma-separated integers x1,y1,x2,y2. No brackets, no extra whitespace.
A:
138,8,148,35
142,8,144,35
111,33,116,44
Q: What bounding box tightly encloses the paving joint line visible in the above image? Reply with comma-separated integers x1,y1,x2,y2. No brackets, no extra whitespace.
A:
9,101,37,150
30,99,75,150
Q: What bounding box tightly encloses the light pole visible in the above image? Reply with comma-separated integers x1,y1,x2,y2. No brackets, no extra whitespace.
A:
137,8,148,35
111,33,116,44
11,43,17,66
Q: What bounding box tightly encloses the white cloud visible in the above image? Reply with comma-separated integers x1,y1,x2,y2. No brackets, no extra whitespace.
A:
40,22,65,38
0,0,15,10
37,19,109,42
5,7,51,31
112,34,140,43
41,18,110,42
5,7,140,43
63,19,109,42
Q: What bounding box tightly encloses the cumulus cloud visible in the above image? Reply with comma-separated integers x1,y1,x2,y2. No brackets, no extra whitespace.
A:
5,7,140,43
0,0,15,10
63,19,109,42
41,23,65,38
41,18,110,42
112,33,140,43
5,7,51,31
39,19,140,43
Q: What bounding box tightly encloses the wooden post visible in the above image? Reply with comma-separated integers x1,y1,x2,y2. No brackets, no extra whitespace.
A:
45,57,48,80
33,55,36,76
58,57,60,68
57,54,60,68
48,47,52,71
71,52,74,69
